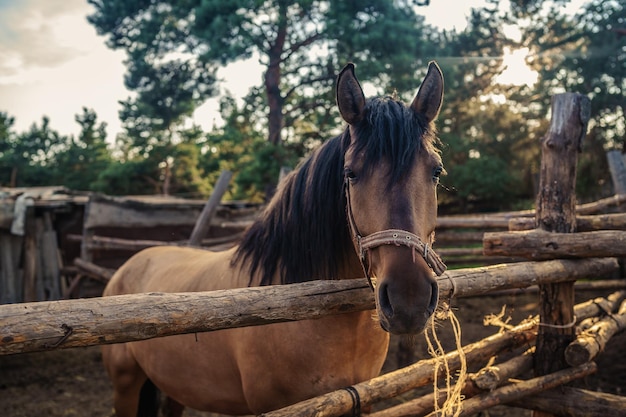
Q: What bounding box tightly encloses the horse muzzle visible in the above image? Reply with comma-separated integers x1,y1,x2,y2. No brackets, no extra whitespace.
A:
376,274,439,335
351,229,445,335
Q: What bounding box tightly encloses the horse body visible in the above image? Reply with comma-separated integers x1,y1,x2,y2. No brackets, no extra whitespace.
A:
103,246,388,414
103,62,445,416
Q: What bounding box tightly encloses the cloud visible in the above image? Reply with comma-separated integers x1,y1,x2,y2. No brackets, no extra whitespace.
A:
0,0,130,140
0,0,94,77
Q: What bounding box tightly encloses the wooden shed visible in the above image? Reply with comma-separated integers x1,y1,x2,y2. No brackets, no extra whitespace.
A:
0,187,86,304
0,187,259,304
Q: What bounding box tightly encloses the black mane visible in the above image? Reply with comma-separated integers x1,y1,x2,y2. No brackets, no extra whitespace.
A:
233,96,437,286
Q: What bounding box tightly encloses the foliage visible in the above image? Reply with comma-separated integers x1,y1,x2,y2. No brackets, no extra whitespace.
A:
52,108,113,191
513,0,625,200
88,0,435,148
2,0,624,211
0,115,67,187
91,157,160,195
0,112,17,186
432,2,543,211
204,95,305,201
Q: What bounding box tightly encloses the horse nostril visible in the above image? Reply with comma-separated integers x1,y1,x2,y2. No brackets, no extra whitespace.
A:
378,282,394,318
427,281,439,316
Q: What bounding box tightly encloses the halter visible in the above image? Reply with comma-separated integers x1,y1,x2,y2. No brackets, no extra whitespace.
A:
344,178,447,290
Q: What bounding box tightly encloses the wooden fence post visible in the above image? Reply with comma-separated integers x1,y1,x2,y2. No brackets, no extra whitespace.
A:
188,170,233,247
606,149,626,195
533,92,590,417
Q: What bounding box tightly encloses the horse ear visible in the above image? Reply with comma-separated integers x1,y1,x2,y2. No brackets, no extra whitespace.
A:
336,63,366,125
411,61,444,123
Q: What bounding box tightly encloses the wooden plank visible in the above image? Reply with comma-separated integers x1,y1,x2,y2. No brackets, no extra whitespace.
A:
437,258,617,299
431,230,484,244
483,229,626,259
22,212,38,302
509,386,626,417
576,193,626,215
606,149,626,195
188,170,232,246
436,215,510,229
369,348,535,417
83,195,203,229
73,258,114,282
510,212,626,232
0,202,14,230
0,258,618,355
0,279,374,355
33,218,46,301
69,233,242,251
41,229,61,300
260,320,539,417
0,233,23,303
565,299,626,366
452,362,597,417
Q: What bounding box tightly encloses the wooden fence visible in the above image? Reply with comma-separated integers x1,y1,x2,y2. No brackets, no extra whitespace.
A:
2,92,626,416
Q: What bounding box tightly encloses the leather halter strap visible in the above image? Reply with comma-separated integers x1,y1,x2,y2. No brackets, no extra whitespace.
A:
345,179,447,290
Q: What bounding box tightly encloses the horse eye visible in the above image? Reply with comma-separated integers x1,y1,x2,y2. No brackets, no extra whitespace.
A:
344,168,357,181
432,166,444,182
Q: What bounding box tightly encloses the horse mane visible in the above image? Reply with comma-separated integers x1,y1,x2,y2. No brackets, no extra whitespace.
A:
233,95,438,286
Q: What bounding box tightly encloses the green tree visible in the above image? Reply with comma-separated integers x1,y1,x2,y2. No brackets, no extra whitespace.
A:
203,94,304,201
0,112,18,186
52,108,112,191
88,0,436,147
113,57,216,195
431,2,541,211
514,0,625,200
0,116,67,187
92,158,161,195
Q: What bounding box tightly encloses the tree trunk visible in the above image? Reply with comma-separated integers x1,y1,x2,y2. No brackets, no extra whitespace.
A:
533,92,590,417
264,3,288,145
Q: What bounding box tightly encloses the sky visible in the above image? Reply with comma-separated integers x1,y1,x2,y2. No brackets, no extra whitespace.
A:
0,0,530,143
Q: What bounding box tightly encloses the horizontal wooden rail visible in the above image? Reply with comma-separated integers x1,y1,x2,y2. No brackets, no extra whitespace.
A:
260,320,540,417
67,233,243,251
262,290,623,417
433,194,626,230
0,258,617,355
484,229,626,260
509,212,626,232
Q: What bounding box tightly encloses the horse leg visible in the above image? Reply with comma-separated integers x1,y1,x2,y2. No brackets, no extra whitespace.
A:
162,397,185,417
102,344,149,417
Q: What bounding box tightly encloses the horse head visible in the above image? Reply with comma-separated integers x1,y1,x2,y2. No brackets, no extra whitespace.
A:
337,62,446,335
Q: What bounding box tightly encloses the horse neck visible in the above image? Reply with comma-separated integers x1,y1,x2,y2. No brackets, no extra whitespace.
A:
336,247,369,280
235,134,359,286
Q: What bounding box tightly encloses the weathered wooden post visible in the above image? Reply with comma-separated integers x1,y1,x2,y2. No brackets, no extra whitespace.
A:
606,149,626,195
188,170,232,247
533,92,590,417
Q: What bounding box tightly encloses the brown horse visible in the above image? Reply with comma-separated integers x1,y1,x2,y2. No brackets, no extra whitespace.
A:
102,62,446,416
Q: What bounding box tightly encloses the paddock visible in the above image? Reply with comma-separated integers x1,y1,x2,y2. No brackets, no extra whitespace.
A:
2,92,626,416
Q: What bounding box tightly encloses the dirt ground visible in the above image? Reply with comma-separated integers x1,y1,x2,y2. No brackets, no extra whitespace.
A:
1,289,624,417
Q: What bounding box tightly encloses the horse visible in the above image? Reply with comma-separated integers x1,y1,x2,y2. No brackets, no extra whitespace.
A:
102,61,446,416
